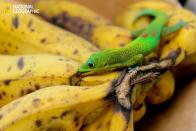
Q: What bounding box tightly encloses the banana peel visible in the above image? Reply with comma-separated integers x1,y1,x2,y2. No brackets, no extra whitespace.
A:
34,0,133,49
115,0,196,65
0,1,98,63
0,82,112,130
0,54,79,107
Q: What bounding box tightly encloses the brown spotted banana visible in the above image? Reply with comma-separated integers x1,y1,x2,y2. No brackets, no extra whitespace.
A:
0,54,79,107
0,1,98,63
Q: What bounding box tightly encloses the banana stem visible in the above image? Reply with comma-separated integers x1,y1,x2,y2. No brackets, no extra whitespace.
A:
115,59,174,109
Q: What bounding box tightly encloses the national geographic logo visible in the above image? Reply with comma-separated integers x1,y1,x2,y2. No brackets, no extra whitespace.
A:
0,3,13,14
0,2,39,14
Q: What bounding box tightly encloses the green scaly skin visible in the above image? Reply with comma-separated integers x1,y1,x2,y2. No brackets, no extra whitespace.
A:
79,9,185,74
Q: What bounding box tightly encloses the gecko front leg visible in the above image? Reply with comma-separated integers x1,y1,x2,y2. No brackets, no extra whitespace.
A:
125,54,144,72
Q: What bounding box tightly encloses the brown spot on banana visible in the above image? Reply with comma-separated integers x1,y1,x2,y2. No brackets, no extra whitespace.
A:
7,66,12,72
22,110,28,114
4,80,11,86
51,116,58,120
73,49,79,55
35,84,40,90
28,19,33,28
12,15,19,29
32,98,41,107
40,12,96,43
40,38,47,44
20,90,24,96
119,43,126,47
17,57,24,70
0,114,3,120
2,92,6,96
28,19,35,32
35,119,42,127
60,110,69,119
74,115,80,127
26,89,34,94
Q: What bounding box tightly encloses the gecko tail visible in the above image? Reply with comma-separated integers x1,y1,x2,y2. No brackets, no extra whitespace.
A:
132,9,168,23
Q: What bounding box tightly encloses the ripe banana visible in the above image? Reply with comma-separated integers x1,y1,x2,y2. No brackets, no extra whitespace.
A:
173,53,196,81
146,71,175,105
109,104,133,131
82,103,134,131
115,0,196,65
0,0,194,131
133,103,146,123
35,1,178,121
82,105,115,131
160,8,196,65
0,1,98,63
115,0,196,105
178,53,196,67
0,32,44,55
0,82,112,130
80,75,154,123
36,0,176,102
34,0,133,49
79,72,120,86
0,54,79,107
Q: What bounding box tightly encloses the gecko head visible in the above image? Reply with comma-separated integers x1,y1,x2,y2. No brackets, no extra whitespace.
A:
78,50,116,74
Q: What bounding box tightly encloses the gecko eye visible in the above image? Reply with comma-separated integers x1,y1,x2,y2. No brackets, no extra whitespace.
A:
88,62,95,68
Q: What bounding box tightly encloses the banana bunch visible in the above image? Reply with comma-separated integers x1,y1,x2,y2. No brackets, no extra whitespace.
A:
0,1,141,130
0,0,98,63
0,0,195,130
34,0,178,106
34,0,151,123
115,0,196,96
0,54,79,107
115,0,196,65
34,0,133,49
0,82,112,130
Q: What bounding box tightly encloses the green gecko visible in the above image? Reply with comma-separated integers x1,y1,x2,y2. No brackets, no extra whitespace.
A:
78,9,186,74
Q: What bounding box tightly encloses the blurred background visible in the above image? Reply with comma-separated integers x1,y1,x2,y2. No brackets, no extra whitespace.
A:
6,0,196,19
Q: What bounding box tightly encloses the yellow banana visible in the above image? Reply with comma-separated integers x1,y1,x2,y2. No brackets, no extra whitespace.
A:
0,82,112,130
79,72,120,86
0,54,79,107
115,0,196,65
80,76,147,124
0,32,44,54
82,105,114,131
35,1,178,120
82,104,134,131
34,0,133,49
115,1,175,30
146,71,175,105
0,1,194,130
115,0,196,105
34,0,110,26
161,9,196,65
109,104,133,131
133,103,146,123
173,53,196,81
0,1,98,63
179,53,196,67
